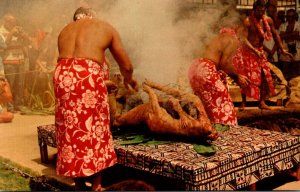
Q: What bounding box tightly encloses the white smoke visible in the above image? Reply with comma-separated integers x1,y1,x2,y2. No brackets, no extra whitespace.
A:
94,0,240,85
1,0,241,85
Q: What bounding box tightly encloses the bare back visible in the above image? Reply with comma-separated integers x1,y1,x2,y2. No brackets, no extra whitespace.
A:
203,33,240,74
58,18,115,63
58,16,136,90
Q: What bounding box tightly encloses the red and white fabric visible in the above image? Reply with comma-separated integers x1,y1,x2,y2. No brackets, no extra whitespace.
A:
188,58,238,126
234,46,275,100
53,58,117,177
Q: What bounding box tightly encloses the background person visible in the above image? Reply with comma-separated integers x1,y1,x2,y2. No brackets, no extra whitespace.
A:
279,9,300,81
0,77,14,123
0,14,31,112
237,0,291,110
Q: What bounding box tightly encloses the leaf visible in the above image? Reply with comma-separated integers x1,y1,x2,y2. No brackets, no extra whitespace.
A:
144,140,171,145
119,135,146,145
95,142,100,150
193,144,216,155
73,65,86,72
66,132,71,143
85,116,93,131
214,123,230,133
89,76,95,88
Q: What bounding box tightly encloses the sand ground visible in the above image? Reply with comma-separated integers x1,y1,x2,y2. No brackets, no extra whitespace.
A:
0,113,299,190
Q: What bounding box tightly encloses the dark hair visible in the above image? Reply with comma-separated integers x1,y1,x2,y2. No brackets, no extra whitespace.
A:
253,0,266,10
73,7,92,21
287,8,296,14
105,180,155,191
266,3,276,9
286,9,297,20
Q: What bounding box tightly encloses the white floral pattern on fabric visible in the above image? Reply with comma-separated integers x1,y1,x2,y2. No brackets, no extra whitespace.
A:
188,58,237,126
233,45,275,100
53,58,117,177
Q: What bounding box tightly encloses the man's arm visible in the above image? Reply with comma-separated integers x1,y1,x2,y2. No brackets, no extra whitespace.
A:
269,17,285,51
109,28,138,91
268,17,292,59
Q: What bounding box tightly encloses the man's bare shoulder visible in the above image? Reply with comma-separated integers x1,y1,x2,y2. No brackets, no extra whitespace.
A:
62,18,114,30
206,34,227,49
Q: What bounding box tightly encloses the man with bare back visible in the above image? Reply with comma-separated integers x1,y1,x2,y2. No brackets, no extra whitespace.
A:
188,25,250,126
53,7,138,191
237,0,292,110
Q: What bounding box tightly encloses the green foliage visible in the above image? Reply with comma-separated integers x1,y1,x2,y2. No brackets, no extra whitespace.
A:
193,144,216,155
0,158,31,191
118,134,171,145
214,123,231,132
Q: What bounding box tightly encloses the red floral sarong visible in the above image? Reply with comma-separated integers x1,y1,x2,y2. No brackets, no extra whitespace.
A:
188,58,238,126
53,58,117,177
234,45,275,100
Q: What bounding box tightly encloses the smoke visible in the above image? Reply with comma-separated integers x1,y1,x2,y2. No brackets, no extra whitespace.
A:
1,0,241,85
92,0,241,85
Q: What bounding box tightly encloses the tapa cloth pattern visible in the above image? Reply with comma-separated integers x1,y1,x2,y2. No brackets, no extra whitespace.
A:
114,126,300,190
53,58,117,177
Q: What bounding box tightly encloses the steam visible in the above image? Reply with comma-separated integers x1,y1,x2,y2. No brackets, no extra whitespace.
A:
1,0,241,85
94,0,241,85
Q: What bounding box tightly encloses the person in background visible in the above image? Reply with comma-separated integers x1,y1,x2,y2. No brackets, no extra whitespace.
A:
0,32,7,76
0,77,14,123
53,7,138,191
264,3,288,87
279,9,300,80
264,3,279,64
276,10,286,30
30,25,57,107
237,0,292,110
0,34,13,123
0,14,31,112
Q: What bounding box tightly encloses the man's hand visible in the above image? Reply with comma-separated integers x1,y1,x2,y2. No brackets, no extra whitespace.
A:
281,49,294,60
255,49,266,58
267,54,274,62
124,77,139,92
236,75,250,88
105,80,118,94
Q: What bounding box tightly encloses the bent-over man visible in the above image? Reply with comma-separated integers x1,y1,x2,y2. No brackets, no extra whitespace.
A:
188,26,250,126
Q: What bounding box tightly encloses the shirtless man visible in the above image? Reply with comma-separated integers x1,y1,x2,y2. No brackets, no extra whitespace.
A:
53,7,138,191
238,0,292,110
188,26,250,126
